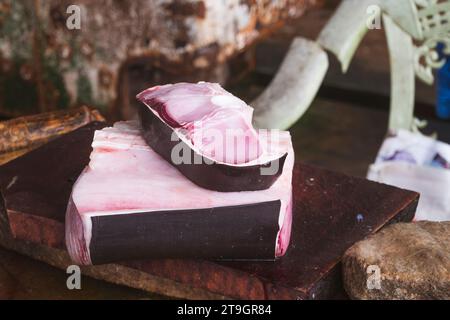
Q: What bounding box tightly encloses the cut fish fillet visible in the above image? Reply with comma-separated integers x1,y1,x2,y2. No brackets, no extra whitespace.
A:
65,121,294,265
137,82,287,192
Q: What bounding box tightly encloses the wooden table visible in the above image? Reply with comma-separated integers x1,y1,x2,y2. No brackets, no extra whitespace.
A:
0,122,418,299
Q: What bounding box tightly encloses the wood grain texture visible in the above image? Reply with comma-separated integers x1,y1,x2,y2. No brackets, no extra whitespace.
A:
0,123,419,299
0,107,105,165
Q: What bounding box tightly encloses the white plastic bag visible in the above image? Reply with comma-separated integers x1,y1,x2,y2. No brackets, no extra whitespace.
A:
368,130,450,221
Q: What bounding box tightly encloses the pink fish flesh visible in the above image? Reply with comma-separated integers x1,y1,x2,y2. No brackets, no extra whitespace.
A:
65,121,294,265
137,82,287,192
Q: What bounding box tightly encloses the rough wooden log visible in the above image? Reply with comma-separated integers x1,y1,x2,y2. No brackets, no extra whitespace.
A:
0,106,105,165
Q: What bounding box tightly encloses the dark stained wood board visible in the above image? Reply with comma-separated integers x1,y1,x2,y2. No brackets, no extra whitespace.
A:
0,123,419,299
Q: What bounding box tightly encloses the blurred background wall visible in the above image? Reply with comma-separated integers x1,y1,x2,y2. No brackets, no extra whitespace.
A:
0,0,322,120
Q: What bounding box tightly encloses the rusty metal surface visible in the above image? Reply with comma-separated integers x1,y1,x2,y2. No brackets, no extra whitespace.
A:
0,0,320,118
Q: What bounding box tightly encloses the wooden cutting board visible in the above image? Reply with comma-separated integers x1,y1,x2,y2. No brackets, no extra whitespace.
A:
0,122,419,299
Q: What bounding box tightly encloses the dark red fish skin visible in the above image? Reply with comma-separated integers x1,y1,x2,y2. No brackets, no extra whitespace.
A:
148,98,183,129
87,200,281,265
138,102,287,192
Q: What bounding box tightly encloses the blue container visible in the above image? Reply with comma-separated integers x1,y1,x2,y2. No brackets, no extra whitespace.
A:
437,46,450,120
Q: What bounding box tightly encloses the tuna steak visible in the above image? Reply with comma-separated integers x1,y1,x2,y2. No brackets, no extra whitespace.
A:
66,121,294,265
137,82,287,192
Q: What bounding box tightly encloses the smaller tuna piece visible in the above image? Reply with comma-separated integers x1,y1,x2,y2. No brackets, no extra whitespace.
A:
65,121,294,265
137,82,287,192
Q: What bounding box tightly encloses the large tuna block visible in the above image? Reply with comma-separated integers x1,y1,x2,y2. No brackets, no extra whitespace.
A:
66,121,294,265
